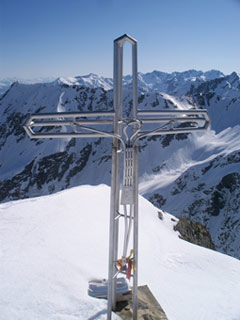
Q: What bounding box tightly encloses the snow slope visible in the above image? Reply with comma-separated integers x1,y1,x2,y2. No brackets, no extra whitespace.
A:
0,185,240,320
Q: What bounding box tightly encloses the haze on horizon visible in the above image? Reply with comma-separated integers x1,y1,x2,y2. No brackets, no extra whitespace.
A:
1,0,240,79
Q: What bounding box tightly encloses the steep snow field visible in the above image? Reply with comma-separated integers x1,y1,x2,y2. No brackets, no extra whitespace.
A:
1,185,240,320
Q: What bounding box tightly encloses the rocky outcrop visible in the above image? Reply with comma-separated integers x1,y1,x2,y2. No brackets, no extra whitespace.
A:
115,285,168,320
174,217,216,250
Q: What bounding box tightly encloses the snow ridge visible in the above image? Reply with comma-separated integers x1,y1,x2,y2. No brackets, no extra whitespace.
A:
1,185,240,320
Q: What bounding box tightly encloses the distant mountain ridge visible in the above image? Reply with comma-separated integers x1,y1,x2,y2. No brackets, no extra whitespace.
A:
0,69,240,259
47,69,227,94
0,77,56,96
0,69,226,96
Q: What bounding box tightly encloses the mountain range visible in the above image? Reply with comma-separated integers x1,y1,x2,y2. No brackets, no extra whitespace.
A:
0,69,224,96
0,69,240,259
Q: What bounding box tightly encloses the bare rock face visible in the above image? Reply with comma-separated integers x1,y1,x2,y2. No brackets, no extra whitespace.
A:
174,217,216,250
115,285,168,320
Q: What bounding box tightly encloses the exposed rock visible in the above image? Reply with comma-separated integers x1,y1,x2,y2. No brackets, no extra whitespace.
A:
206,172,240,216
158,211,163,220
115,285,168,320
174,217,216,250
148,193,166,208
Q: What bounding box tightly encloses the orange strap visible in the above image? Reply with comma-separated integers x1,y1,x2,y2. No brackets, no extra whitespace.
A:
117,249,135,280
126,260,132,280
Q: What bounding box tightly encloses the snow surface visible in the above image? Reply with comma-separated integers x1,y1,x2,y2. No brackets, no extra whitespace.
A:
0,185,240,320
139,126,240,195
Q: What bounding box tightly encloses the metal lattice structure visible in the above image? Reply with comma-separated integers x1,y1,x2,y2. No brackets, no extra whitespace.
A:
24,34,210,319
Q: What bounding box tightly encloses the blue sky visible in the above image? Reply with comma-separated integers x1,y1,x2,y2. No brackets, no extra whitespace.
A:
1,0,240,79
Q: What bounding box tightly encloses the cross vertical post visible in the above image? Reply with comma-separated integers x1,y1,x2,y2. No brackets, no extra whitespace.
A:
132,37,139,320
107,38,123,313
107,34,139,319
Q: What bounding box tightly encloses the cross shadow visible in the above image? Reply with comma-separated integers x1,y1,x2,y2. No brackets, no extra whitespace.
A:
88,308,107,320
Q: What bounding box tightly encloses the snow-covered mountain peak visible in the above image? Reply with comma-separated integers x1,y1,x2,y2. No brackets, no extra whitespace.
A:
201,69,225,80
136,69,226,95
56,76,79,86
226,71,240,87
55,73,113,91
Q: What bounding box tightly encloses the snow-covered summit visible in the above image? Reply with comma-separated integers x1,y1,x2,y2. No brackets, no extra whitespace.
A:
1,185,240,320
135,69,225,94
55,73,113,91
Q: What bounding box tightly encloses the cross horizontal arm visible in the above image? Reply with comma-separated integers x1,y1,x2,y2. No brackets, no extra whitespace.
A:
137,109,209,118
23,111,118,140
139,116,207,124
27,111,115,119
132,109,210,145
29,119,113,127
23,130,112,139
138,125,209,138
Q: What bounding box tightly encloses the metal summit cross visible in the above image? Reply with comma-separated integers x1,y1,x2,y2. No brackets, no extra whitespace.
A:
24,34,210,319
